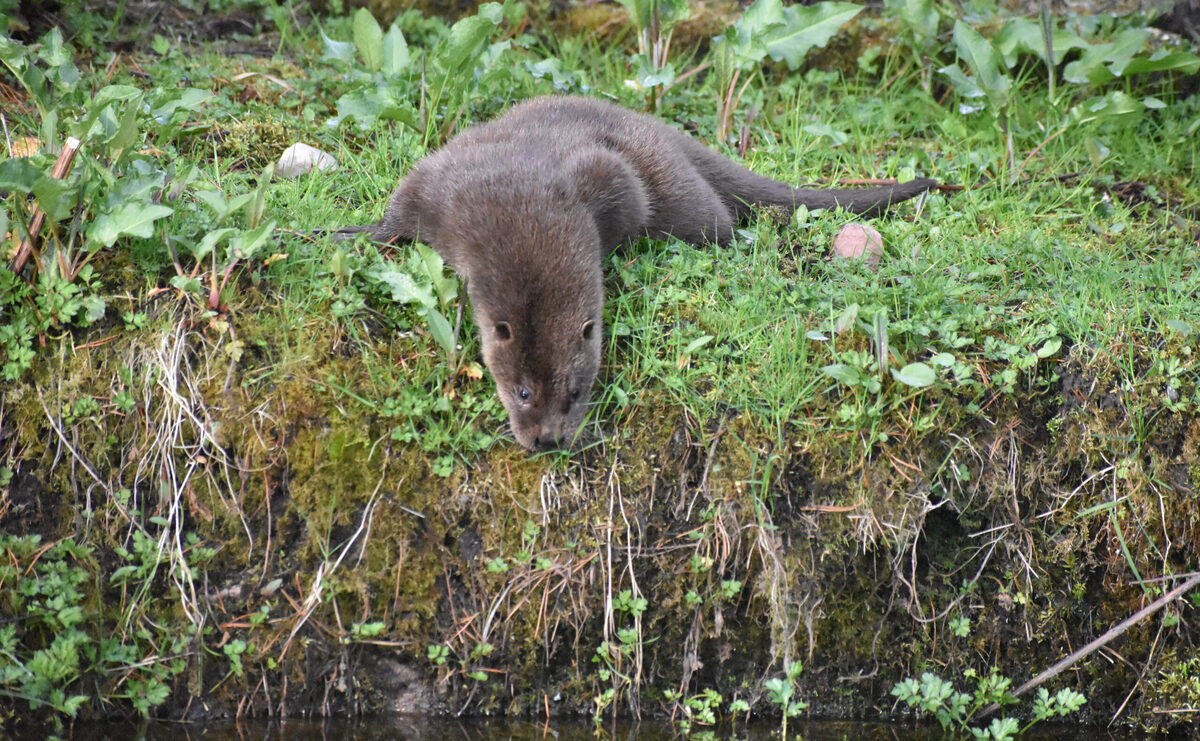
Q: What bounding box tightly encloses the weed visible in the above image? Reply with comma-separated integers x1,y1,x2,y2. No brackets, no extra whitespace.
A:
892,670,1086,739
765,661,808,737
0,535,189,729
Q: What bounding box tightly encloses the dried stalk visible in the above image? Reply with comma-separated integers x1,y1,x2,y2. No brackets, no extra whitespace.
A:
10,136,82,275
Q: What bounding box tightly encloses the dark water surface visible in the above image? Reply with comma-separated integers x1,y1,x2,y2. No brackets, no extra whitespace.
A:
42,718,1159,741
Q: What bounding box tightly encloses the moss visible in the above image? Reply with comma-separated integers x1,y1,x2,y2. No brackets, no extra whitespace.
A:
205,116,294,171
3,258,1199,729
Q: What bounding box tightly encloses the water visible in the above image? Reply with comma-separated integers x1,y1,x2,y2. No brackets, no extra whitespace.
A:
44,717,1153,740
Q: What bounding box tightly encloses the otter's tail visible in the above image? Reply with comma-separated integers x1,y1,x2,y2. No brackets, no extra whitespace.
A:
327,218,412,244
786,178,938,217
674,133,936,218
326,225,378,242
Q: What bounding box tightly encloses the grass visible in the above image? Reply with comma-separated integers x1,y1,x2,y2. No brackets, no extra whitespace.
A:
1,0,1199,733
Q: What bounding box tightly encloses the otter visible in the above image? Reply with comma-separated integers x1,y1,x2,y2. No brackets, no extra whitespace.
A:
339,95,936,451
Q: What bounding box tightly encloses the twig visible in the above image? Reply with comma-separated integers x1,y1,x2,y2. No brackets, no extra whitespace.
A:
672,60,711,87
979,572,1200,718
1014,125,1069,181
11,136,81,275
1,111,13,158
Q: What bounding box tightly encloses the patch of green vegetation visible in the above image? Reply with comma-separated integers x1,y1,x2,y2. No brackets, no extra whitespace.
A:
2,0,1199,732
892,669,1086,739
0,534,194,730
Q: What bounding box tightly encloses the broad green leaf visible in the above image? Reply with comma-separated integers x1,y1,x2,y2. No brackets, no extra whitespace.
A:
478,2,504,23
38,27,70,66
423,307,457,356
526,58,580,89
1071,91,1144,125
1121,51,1200,78
190,227,236,262
382,23,411,76
377,98,419,127
1084,137,1109,167
413,243,458,306
87,84,141,109
763,2,862,69
992,18,1086,68
992,17,1034,66
885,0,939,49
951,21,1010,110
1165,319,1194,336
231,221,276,260
1099,28,1151,77
83,295,106,323
443,3,503,72
1063,28,1149,84
107,92,143,157
725,0,784,65
939,64,984,100
321,30,356,65
739,0,787,34
615,0,652,34
503,0,527,25
821,363,865,386
104,173,164,212
891,362,935,387
1036,337,1062,358
332,91,382,129
663,0,691,27
170,275,203,294
73,85,140,141
195,190,229,219
353,8,384,71
87,203,174,248
374,268,436,309
245,164,273,229
196,190,254,222
683,335,715,355
149,88,213,124
0,157,41,193
31,175,77,223
479,39,512,69
0,35,28,71
834,302,859,335
333,88,419,130
631,58,676,89
802,122,848,145
616,0,689,35
40,27,80,90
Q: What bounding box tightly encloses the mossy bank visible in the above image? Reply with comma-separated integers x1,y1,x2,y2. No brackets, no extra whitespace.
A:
2,0,1200,734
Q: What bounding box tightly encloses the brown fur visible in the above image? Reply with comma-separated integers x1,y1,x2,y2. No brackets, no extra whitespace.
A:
340,96,936,450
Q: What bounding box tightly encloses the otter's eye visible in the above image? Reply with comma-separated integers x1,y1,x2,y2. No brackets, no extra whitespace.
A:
569,387,581,402
517,387,531,402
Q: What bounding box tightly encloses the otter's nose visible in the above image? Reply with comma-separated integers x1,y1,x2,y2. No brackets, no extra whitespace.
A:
531,436,559,451
532,429,563,451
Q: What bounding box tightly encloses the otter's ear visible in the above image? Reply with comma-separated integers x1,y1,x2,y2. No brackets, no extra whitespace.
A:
495,322,513,342
581,320,595,342
571,151,649,251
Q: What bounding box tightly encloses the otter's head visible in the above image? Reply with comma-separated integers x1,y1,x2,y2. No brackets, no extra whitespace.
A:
447,147,647,451
481,308,601,451
463,209,605,451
